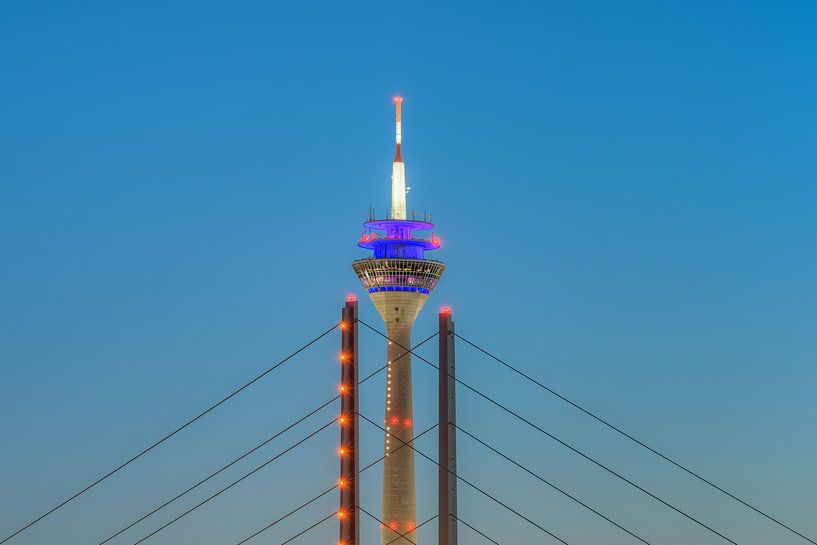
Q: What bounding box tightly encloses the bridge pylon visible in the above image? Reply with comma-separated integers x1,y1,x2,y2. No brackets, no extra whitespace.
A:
438,307,457,545
339,297,359,545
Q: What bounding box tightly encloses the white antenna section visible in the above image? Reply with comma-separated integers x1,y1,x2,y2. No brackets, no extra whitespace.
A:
390,96,407,220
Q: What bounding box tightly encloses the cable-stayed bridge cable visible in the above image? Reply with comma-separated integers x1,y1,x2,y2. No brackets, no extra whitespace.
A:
144,335,436,545
456,423,651,545
383,514,438,545
278,511,337,545
233,423,438,545
455,332,816,545
132,417,337,544
134,350,438,545
234,488,337,545
360,423,437,473
0,322,340,545
358,412,571,545
357,505,420,545
99,396,337,544
100,331,436,544
454,515,501,545
359,320,739,545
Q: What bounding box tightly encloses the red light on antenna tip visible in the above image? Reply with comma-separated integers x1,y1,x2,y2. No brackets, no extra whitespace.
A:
346,293,357,303
440,306,452,315
393,96,403,104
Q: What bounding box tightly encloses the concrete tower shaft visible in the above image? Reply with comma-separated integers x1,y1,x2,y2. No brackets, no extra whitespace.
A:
376,292,425,545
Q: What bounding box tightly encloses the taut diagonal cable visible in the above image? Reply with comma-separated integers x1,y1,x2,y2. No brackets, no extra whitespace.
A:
455,331,816,545
134,331,440,545
359,319,739,545
236,488,336,545
278,511,337,545
454,515,501,545
358,505,419,545
133,417,337,544
99,330,437,544
359,412,571,545
456,423,651,545
99,396,337,545
232,423,438,545
234,488,337,545
0,322,340,545
383,514,438,545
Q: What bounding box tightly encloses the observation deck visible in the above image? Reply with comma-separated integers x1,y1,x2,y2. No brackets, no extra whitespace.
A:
352,257,445,294
356,215,441,259
353,213,445,294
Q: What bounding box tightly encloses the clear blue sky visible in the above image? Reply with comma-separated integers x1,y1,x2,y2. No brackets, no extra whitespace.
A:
1,1,815,544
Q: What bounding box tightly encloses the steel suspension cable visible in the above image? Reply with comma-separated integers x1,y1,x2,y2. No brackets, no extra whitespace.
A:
455,332,816,545
357,505,419,545
454,515,501,545
99,330,437,544
359,412,572,545
235,487,337,545
383,514,438,545
0,322,340,545
359,423,437,472
133,331,440,545
99,397,337,544
233,423,438,545
456,423,650,545
278,511,337,545
132,417,337,544
359,319,739,545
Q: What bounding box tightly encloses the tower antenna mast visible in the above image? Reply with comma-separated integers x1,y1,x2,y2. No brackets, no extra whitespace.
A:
391,96,407,220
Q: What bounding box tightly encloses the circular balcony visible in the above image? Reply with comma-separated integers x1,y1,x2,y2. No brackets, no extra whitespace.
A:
364,218,434,231
357,232,441,251
352,258,446,294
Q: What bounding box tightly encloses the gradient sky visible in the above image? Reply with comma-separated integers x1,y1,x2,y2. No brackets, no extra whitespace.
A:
1,2,816,545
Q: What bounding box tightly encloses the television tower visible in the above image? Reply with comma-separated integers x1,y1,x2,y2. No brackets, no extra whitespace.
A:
352,97,445,545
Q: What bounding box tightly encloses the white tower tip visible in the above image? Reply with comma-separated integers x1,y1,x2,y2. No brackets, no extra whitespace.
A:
391,97,407,220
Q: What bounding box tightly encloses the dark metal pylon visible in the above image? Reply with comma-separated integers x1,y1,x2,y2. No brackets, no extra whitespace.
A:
439,307,457,545
339,297,359,545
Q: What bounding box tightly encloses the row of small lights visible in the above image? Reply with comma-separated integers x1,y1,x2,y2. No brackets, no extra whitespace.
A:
336,332,402,538
338,304,352,545
358,233,441,246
